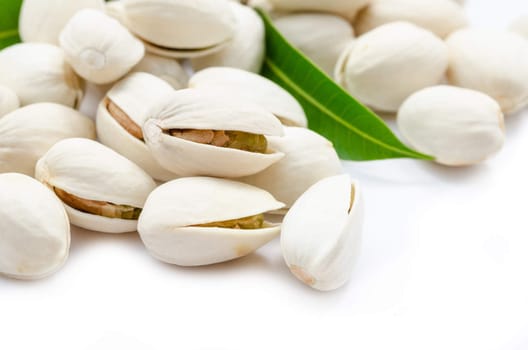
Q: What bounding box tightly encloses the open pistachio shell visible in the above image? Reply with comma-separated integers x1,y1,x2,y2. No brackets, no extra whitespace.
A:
0,43,84,108
143,88,285,178
138,177,285,266
268,0,369,20
35,138,157,234
122,0,236,58
281,175,364,291
131,54,188,89
0,173,70,280
59,9,145,85
0,85,20,118
0,103,95,176
241,127,343,209
96,72,178,181
189,67,307,127
191,2,265,73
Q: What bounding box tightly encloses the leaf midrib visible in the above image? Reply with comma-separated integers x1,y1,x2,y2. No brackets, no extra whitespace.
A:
264,58,424,158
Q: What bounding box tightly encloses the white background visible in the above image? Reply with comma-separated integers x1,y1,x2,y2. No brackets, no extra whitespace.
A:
2,1,528,349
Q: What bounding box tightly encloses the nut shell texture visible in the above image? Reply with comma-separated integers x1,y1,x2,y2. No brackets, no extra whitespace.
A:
0,43,84,108
59,9,145,84
189,67,307,127
131,54,188,89
335,22,448,112
0,103,96,176
281,175,364,291
138,177,284,266
397,86,505,166
0,173,70,280
35,138,157,233
0,85,20,118
269,0,369,20
143,88,285,178
446,28,528,114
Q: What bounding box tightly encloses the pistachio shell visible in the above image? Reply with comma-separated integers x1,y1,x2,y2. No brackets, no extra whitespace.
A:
19,0,104,44
131,54,188,89
122,0,236,58
335,21,448,112
59,9,145,85
274,13,354,75
397,86,505,166
0,43,84,108
281,175,364,291
511,15,528,40
143,88,285,178
0,85,20,118
0,173,70,280
191,2,265,73
138,177,284,266
189,67,307,127
268,0,369,20
446,28,528,114
355,0,468,38
96,72,178,181
35,138,157,233
241,127,343,209
0,103,95,176
104,0,127,24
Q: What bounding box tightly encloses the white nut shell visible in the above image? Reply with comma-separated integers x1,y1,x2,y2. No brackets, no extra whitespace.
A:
0,85,20,118
138,177,285,266
131,54,188,89
281,175,364,291
510,15,528,40
268,0,370,20
397,86,505,166
0,173,70,280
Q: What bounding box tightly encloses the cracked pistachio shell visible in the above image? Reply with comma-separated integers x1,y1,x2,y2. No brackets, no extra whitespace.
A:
0,103,95,176
96,72,178,181
281,175,364,291
189,67,307,127
335,22,448,112
511,15,528,40
122,0,236,58
138,177,285,266
0,43,84,108
274,13,354,76
191,2,265,73
397,86,505,166
59,9,145,85
19,0,104,45
241,127,343,209
446,28,528,114
355,0,468,38
268,0,369,20
0,86,20,118
143,88,285,178
35,138,157,234
131,54,188,89
0,173,70,280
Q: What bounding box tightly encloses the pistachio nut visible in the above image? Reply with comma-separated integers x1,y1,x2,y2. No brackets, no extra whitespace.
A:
121,0,236,58
191,2,265,73
446,28,528,114
19,0,104,44
0,43,84,108
241,127,343,210
189,67,307,127
268,0,370,20
335,21,448,112
35,138,157,234
355,0,468,38
511,15,528,40
138,177,285,266
0,173,70,280
96,72,178,181
0,85,20,118
143,88,285,178
131,54,188,89
59,9,145,85
281,175,363,291
105,0,127,25
0,103,95,176
274,13,354,76
397,86,505,166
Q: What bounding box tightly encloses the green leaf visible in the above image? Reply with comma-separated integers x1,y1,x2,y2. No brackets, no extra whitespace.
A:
0,0,22,50
257,10,433,161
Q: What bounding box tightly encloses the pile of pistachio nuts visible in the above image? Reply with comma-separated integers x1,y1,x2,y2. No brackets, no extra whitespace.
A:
0,0,362,292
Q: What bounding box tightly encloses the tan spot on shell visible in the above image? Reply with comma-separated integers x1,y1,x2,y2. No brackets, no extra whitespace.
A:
235,244,253,258
290,265,316,286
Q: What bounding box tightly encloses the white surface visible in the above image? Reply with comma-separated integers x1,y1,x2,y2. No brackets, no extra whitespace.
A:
2,1,528,349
